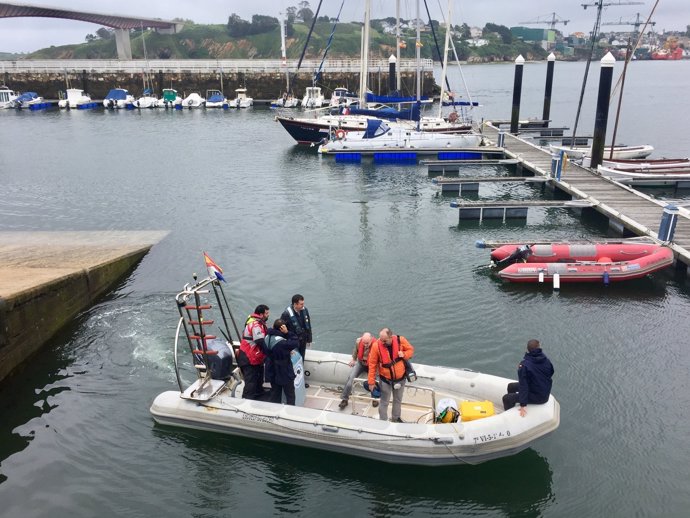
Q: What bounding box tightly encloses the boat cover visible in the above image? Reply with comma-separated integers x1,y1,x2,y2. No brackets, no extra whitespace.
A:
207,93,225,102
15,92,39,102
105,89,129,100
366,93,429,103
363,119,391,139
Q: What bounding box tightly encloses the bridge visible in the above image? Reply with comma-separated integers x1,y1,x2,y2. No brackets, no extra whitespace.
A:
0,2,183,59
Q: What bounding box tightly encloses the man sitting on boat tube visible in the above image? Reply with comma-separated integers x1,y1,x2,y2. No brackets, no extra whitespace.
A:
368,328,414,423
502,339,554,417
339,332,380,410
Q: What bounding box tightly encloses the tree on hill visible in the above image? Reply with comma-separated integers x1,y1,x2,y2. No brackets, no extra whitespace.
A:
96,27,113,40
297,1,314,24
227,13,279,37
483,23,512,44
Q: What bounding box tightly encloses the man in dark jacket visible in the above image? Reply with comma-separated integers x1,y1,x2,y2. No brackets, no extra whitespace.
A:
264,319,300,405
502,339,554,417
281,294,312,361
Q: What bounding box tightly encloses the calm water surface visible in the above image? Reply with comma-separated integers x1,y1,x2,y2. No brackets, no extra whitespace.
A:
1,61,689,517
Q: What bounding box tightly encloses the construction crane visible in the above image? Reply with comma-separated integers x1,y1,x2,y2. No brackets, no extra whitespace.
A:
602,13,655,34
581,1,644,10
519,12,569,31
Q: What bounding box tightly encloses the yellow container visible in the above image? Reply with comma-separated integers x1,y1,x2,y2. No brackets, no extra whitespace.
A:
460,400,495,422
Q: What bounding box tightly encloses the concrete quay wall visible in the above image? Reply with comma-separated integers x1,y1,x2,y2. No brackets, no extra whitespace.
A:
0,231,167,384
2,70,437,101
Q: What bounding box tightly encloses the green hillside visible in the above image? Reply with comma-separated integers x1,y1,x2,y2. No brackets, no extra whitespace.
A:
25,19,547,62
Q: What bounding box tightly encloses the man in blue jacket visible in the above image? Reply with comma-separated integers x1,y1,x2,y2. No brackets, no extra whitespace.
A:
502,339,554,417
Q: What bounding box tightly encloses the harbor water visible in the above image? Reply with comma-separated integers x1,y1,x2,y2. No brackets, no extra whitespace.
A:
1,60,690,517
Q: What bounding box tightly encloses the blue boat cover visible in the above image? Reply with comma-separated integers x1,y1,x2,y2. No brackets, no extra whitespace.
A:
207,93,225,103
105,89,128,100
363,119,391,139
15,92,38,102
350,103,421,122
442,100,480,107
366,93,429,103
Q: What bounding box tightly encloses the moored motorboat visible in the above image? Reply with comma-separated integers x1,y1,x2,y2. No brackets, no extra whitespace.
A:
488,241,674,283
158,88,182,108
0,85,18,109
231,88,253,108
302,86,325,108
181,92,205,108
329,87,359,107
205,89,228,108
12,91,44,108
550,144,654,160
133,88,158,109
103,88,134,109
150,267,559,466
58,88,94,109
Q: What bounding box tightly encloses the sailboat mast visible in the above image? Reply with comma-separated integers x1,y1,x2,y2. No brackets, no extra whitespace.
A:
396,0,401,92
280,13,289,92
359,0,371,107
415,0,421,104
438,0,452,119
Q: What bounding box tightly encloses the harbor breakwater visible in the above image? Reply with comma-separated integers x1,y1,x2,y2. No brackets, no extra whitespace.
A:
2,70,436,101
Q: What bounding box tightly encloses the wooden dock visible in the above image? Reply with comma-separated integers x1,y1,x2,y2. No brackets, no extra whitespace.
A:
476,123,690,269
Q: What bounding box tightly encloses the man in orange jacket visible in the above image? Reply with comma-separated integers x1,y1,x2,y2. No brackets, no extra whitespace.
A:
368,327,414,422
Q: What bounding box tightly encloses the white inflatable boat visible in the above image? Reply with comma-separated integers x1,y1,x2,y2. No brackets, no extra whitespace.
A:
150,272,559,466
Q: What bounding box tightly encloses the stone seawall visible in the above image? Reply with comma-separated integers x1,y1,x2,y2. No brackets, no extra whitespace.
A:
2,70,438,100
0,231,168,385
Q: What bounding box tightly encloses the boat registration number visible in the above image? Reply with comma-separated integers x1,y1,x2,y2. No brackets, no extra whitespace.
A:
472,430,511,444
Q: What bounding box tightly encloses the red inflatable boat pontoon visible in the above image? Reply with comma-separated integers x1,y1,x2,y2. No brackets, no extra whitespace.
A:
489,242,674,283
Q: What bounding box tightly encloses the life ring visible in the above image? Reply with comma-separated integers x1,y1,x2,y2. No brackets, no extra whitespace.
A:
335,129,347,140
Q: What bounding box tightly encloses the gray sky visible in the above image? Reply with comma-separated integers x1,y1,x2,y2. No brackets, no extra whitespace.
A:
0,0,686,53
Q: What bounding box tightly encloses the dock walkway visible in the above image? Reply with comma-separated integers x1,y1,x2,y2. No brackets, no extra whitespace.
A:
480,123,690,267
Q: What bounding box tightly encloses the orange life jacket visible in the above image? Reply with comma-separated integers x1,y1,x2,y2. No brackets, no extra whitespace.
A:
374,336,407,382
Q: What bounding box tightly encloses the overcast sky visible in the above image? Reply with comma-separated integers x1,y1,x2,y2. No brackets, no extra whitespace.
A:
0,0,685,53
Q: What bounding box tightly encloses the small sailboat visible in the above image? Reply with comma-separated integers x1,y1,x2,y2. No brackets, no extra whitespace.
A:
319,119,483,154
231,88,253,108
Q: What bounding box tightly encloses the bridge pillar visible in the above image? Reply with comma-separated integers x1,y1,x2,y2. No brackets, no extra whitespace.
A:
114,29,132,60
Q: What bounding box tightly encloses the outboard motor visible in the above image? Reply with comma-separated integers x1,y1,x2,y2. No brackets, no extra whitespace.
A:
493,244,532,268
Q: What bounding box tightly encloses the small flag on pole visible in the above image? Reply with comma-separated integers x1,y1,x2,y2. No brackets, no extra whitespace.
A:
203,252,226,282
415,40,423,48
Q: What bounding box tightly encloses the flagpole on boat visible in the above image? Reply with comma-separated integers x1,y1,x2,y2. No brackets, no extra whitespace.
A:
212,282,242,343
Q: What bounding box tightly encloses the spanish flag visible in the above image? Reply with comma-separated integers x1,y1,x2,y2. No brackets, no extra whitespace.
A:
203,252,226,282
415,40,423,48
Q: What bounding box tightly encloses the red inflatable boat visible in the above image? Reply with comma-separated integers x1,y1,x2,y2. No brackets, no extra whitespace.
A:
488,242,674,283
